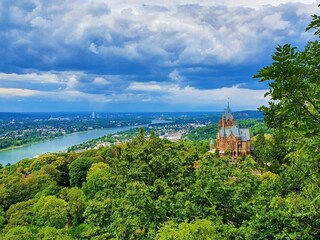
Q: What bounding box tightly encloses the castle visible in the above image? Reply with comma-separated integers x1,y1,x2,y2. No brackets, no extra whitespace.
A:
210,103,251,157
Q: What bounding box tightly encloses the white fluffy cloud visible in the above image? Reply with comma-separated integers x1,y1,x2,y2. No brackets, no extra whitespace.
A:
0,71,120,95
0,87,111,103
0,78,268,109
0,73,61,84
127,82,163,91
166,85,268,109
262,12,290,30
105,0,317,10
1,1,316,70
93,77,111,85
0,88,41,97
125,81,268,109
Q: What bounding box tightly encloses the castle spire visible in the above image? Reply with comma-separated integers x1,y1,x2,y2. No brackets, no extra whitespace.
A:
225,99,232,120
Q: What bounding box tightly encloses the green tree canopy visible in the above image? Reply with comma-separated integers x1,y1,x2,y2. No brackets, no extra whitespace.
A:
32,196,68,228
69,157,94,187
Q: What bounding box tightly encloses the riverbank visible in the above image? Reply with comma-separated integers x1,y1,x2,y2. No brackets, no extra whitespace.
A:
0,119,174,165
0,133,65,152
0,125,141,153
0,125,150,165
0,144,31,153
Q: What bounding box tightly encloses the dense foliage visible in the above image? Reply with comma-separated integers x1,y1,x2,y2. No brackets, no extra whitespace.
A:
0,121,319,239
251,8,320,238
185,125,218,141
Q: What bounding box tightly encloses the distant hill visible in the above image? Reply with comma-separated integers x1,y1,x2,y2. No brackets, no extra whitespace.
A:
0,111,263,121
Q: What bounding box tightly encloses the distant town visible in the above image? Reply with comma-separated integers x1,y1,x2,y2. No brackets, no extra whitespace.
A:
0,111,265,152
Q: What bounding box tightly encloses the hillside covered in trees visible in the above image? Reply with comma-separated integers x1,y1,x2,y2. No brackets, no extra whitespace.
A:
0,117,319,239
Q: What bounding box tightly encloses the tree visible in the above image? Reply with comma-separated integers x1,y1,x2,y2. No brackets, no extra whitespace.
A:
82,198,113,238
0,207,5,230
251,8,320,238
2,226,35,240
32,196,68,228
0,174,28,210
36,227,73,240
155,219,235,240
24,172,56,199
150,129,156,140
135,127,145,143
68,157,94,187
254,7,320,175
4,199,36,232
253,129,267,166
255,9,320,138
64,188,86,225
82,162,110,199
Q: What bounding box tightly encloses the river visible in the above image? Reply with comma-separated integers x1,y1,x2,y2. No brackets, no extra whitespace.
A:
0,120,169,165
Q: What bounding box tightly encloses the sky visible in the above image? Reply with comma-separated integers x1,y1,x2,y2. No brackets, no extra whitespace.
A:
0,0,318,112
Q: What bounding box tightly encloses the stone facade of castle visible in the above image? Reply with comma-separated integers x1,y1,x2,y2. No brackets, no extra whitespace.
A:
210,103,251,157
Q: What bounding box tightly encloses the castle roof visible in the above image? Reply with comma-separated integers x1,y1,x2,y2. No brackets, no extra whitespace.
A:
218,125,250,141
217,102,250,141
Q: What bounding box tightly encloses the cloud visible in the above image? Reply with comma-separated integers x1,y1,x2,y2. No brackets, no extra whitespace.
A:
0,71,120,93
262,12,290,30
165,85,268,109
89,43,99,54
66,75,79,90
0,88,41,97
0,73,60,84
0,1,316,111
125,81,269,109
108,1,316,10
0,87,111,103
0,76,269,110
127,82,163,91
93,77,111,85
0,1,316,74
59,90,111,102
169,69,184,82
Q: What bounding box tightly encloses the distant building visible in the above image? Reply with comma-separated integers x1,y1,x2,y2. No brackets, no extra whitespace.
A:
91,111,96,119
210,103,251,157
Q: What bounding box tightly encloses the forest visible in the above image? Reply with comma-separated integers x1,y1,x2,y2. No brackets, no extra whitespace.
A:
0,118,319,239
0,6,319,240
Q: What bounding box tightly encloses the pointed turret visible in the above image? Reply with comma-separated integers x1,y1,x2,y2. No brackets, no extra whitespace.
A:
225,100,232,120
